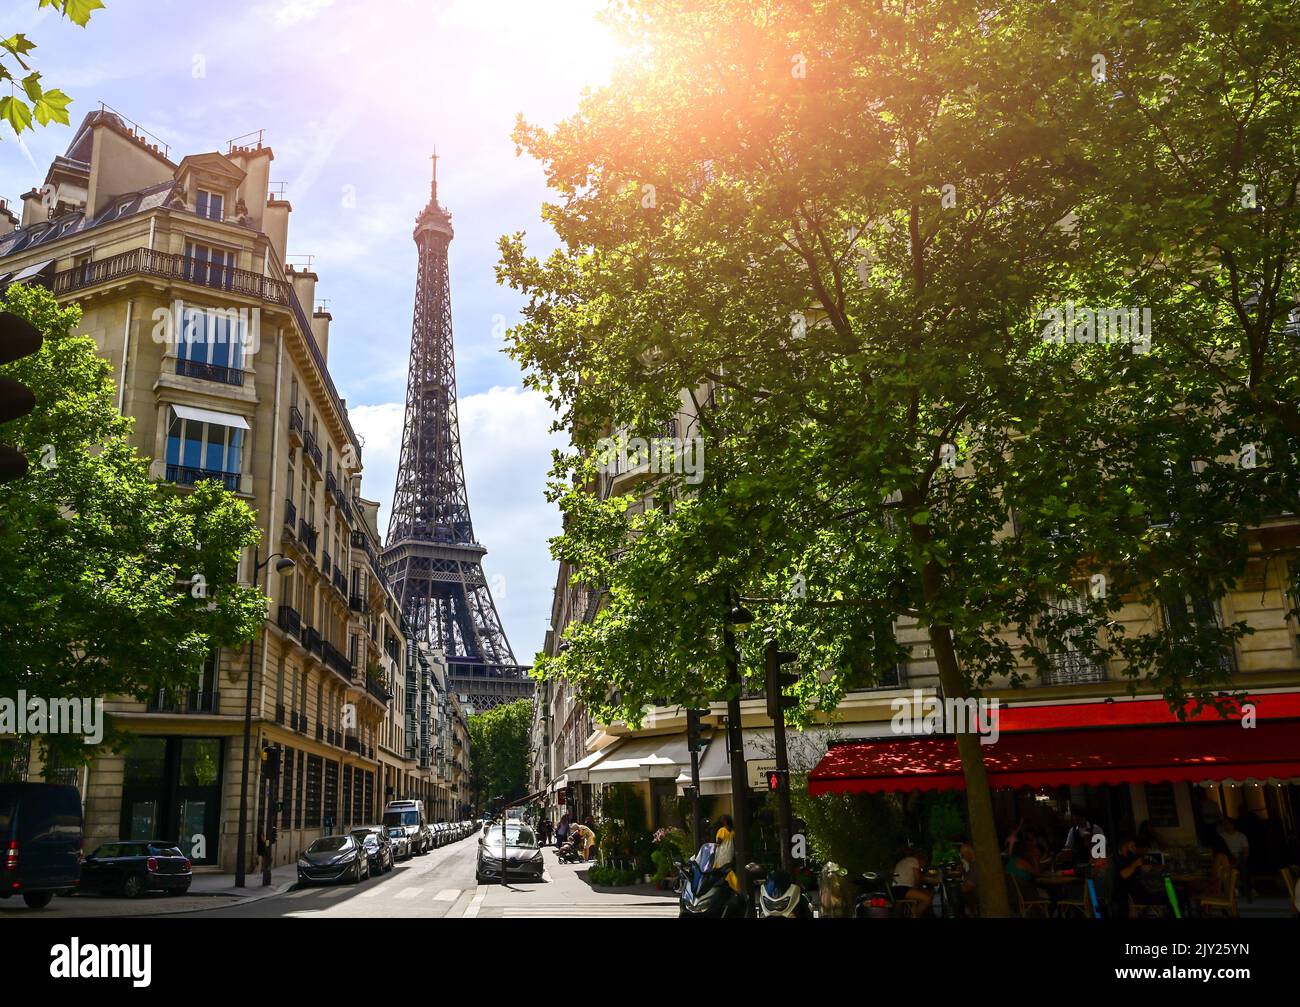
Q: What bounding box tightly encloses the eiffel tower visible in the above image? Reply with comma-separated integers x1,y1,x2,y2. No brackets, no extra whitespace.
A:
383,154,532,712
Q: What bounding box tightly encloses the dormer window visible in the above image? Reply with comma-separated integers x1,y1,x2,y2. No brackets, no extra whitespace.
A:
117,200,133,218
196,189,224,221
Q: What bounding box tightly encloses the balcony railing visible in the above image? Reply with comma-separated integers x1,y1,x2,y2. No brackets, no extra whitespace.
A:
1042,650,1108,686
166,463,238,492
51,246,292,304
326,471,338,497
332,569,348,596
345,736,361,754
298,519,318,555
302,430,323,473
145,689,219,714
366,678,391,704
289,404,303,441
322,551,332,577
349,594,368,614
323,640,353,679
283,497,296,530
277,605,301,637
176,357,244,386
302,625,322,658
275,704,285,725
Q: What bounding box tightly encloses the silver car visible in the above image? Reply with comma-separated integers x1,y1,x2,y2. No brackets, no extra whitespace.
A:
386,826,412,861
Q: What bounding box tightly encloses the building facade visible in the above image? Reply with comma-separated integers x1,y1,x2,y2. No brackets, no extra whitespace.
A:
0,108,468,871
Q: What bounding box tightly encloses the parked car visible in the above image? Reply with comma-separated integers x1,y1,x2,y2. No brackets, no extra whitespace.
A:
433,822,448,847
382,800,432,855
350,826,394,874
0,782,82,909
80,841,192,898
476,823,545,884
386,827,412,861
298,834,369,885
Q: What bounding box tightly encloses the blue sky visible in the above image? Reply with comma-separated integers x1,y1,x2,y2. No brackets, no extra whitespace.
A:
0,0,623,662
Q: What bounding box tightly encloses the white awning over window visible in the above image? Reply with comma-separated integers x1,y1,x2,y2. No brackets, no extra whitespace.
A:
561,747,612,784
673,726,873,795
170,403,250,430
586,733,693,784
8,258,54,283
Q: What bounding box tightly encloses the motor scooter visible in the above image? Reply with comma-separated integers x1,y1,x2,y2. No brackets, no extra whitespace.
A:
675,844,748,918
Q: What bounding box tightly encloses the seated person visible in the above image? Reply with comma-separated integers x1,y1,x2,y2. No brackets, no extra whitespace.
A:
891,847,935,918
1113,834,1167,916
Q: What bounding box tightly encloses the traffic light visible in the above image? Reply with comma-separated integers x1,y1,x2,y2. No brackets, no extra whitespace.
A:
261,744,281,779
764,640,798,721
0,312,42,483
765,769,785,792
685,708,707,753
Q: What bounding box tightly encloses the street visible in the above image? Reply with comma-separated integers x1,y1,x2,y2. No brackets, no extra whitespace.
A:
5,839,679,920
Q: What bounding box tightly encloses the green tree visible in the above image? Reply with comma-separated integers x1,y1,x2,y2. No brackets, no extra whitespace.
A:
500,1,1291,916
1,1,106,137
0,285,264,756
467,698,531,810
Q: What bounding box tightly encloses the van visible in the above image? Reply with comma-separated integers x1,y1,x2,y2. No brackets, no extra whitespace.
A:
382,799,431,856
0,783,83,908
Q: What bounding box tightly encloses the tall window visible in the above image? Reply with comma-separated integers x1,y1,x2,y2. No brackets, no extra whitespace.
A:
177,303,245,383
165,407,244,490
183,240,235,289
196,189,224,221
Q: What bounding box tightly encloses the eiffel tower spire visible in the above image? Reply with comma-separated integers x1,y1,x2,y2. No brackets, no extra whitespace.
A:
383,156,532,711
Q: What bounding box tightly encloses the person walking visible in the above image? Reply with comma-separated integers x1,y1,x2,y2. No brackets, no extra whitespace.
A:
556,813,570,849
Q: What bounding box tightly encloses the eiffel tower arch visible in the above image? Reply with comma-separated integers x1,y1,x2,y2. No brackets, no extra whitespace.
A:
383,156,532,713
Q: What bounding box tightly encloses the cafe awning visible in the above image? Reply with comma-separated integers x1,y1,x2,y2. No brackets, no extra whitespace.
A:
559,747,608,784
808,718,1300,795
586,733,692,784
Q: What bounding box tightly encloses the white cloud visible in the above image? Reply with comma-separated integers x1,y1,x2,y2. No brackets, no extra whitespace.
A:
349,385,566,663
257,0,336,28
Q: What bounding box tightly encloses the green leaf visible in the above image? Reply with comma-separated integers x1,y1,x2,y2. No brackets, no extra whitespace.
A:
21,72,43,103
911,510,931,525
57,0,106,28
0,96,33,135
33,88,72,127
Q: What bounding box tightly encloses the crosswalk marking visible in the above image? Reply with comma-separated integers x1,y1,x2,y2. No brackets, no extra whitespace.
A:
432,888,460,901
395,887,423,900
462,885,487,918
360,885,387,897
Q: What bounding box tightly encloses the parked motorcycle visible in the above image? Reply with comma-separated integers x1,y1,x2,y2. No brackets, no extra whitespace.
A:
754,868,813,919
675,843,748,918
854,870,893,918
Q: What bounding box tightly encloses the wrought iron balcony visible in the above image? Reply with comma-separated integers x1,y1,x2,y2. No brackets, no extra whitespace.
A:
52,246,293,304
145,689,219,714
283,497,296,530
275,704,286,725
166,463,238,492
345,736,361,754
302,430,323,473
277,604,301,637
297,519,318,555
350,594,368,614
366,678,391,704
289,404,303,442
322,551,332,577
1042,649,1108,686
176,357,244,386
326,470,338,497
322,640,353,679
332,568,348,596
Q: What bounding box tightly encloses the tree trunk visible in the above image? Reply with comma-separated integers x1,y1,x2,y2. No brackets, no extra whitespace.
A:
928,621,1011,917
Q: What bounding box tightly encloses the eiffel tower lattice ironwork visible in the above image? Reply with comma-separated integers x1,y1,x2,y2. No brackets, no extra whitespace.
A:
383,155,531,712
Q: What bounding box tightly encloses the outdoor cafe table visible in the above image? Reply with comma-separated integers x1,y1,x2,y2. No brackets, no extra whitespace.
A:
1034,872,1081,887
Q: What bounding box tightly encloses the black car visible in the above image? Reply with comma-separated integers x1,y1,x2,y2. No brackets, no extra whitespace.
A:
298,835,369,885
0,783,82,909
350,826,394,874
476,823,545,883
80,841,192,898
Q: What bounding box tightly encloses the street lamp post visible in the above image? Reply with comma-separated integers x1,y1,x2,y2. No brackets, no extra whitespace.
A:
234,545,297,889
723,600,754,897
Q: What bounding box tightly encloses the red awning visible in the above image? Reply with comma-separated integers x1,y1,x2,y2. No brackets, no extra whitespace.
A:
807,719,1300,795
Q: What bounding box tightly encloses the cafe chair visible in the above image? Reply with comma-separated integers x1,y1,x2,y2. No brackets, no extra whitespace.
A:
1195,868,1240,918
884,884,921,918
1009,875,1051,918
1056,884,1093,919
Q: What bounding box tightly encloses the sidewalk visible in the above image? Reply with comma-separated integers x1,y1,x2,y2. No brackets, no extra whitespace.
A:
189,863,299,900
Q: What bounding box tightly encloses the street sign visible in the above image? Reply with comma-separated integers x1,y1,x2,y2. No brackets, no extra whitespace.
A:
746,759,777,790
